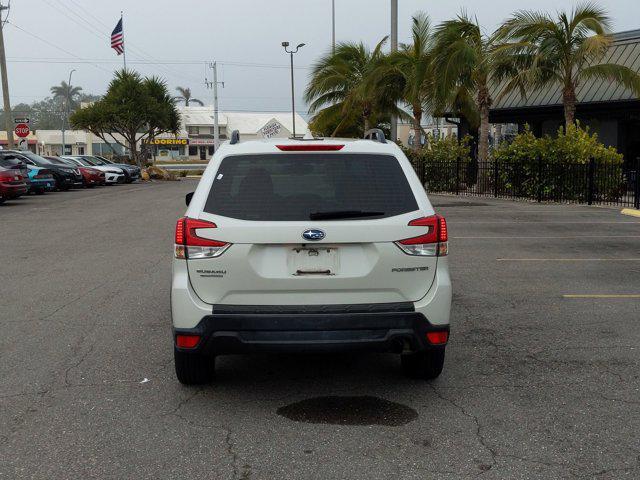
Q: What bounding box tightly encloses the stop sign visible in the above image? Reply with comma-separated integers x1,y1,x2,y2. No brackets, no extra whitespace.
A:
14,123,30,138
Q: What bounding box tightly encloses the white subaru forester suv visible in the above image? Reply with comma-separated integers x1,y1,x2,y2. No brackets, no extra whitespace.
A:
171,130,452,384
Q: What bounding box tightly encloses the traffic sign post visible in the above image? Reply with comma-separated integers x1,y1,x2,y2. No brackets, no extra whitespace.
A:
14,123,29,138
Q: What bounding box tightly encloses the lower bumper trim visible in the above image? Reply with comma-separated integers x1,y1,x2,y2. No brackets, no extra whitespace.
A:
174,306,449,354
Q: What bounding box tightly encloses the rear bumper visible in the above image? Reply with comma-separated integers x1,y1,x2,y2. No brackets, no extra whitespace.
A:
29,179,55,190
0,182,28,198
174,304,448,354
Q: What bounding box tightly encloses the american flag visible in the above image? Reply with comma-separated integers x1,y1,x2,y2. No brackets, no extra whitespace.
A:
111,18,124,55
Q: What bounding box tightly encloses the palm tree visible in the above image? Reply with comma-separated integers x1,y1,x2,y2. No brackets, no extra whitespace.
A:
174,86,204,106
305,38,404,136
432,13,503,163
50,81,83,110
388,12,435,151
497,3,640,126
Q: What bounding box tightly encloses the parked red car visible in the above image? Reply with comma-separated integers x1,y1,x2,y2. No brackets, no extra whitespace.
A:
45,157,105,187
78,166,105,187
0,167,28,204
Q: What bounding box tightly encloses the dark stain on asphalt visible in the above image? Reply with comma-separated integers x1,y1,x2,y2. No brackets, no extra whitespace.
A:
276,396,418,426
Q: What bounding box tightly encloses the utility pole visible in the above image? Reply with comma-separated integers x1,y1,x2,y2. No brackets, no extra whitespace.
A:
206,62,224,151
390,0,398,143
0,2,14,149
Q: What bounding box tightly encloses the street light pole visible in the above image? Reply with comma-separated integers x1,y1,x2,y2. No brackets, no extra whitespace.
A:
282,42,305,138
61,69,75,156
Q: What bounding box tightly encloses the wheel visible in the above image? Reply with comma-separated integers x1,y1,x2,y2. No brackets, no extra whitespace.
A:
401,348,446,380
35,187,45,195
174,347,215,385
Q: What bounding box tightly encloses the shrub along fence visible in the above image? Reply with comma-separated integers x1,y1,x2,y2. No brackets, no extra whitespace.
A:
411,157,640,208
407,125,640,209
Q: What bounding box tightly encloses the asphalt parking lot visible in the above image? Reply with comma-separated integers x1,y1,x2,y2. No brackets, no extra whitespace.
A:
1,181,639,479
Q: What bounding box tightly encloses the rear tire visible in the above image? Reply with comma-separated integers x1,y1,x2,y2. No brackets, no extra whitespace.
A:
35,187,45,195
401,348,445,380
174,347,215,385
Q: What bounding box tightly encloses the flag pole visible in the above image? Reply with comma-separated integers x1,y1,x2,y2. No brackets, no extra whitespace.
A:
121,11,126,70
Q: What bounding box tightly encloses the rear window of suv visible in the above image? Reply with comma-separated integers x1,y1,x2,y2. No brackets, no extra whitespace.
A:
203,153,419,221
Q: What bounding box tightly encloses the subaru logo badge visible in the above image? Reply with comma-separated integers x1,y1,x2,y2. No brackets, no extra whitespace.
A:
302,229,325,241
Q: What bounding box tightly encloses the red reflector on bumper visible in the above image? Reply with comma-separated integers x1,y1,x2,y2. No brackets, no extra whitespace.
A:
426,331,448,345
176,334,201,348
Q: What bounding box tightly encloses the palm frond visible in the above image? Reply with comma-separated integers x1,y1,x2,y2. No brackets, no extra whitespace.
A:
579,63,640,96
569,2,611,37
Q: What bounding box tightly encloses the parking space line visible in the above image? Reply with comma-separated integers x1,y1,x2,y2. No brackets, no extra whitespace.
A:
621,208,640,218
563,294,640,298
497,258,640,262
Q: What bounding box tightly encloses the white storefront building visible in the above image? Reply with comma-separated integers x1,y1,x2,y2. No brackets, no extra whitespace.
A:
32,107,309,161
147,107,309,161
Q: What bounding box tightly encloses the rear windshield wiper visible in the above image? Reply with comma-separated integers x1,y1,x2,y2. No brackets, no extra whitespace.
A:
309,210,385,220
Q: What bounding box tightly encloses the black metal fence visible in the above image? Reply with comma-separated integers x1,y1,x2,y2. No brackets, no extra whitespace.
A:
412,157,640,209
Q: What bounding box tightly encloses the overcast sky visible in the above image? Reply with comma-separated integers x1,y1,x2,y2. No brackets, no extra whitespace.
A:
4,0,640,114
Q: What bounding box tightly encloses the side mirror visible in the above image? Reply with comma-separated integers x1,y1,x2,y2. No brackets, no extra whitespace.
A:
185,192,194,206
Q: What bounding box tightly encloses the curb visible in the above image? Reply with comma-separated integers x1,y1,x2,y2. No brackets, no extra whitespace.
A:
186,175,202,179
621,208,640,218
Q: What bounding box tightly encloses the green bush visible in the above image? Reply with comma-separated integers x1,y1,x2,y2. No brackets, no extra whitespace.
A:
403,135,472,192
492,124,624,201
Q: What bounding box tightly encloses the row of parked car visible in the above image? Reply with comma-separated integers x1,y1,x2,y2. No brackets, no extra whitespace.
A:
0,151,141,204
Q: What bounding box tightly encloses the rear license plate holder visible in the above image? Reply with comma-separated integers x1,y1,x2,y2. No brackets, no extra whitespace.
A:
289,247,338,276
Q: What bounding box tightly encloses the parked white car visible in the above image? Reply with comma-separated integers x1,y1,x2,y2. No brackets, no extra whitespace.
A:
61,156,125,184
171,130,452,384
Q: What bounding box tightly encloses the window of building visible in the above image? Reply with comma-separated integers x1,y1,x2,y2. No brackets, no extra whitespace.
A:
92,143,124,156
187,126,199,135
208,146,215,156
189,146,198,156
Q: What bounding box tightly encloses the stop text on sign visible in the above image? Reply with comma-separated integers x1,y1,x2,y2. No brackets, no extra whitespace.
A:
15,123,30,138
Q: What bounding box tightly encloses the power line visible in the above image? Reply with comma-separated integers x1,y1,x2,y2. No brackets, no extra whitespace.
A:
65,0,111,29
58,0,205,84
35,0,203,83
5,21,112,74
5,57,312,70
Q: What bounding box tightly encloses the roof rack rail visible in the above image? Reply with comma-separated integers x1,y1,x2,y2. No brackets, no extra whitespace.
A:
230,130,240,145
364,128,387,144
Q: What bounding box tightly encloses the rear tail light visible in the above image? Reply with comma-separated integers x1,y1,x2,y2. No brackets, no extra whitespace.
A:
0,172,22,182
174,217,231,259
395,215,448,256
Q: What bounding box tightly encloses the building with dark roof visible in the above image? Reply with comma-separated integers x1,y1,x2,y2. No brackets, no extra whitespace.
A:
487,29,640,169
